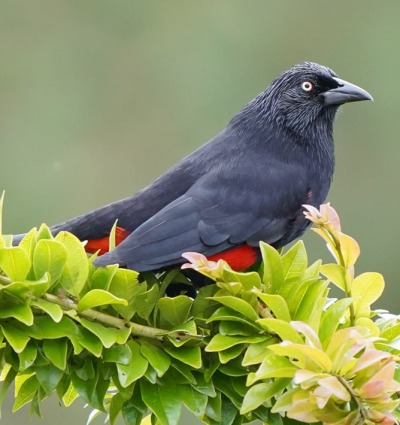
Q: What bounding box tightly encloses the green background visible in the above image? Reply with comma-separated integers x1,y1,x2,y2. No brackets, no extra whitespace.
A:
0,1,399,423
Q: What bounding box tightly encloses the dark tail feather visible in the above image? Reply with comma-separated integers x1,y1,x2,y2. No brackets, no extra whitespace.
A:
11,197,137,247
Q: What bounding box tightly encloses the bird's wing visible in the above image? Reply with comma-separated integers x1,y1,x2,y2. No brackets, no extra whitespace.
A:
93,160,310,271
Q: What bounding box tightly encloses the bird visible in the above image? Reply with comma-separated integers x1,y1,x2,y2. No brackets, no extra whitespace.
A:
13,62,372,273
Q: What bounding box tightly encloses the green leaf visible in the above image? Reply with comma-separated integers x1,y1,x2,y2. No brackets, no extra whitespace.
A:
319,298,354,345
352,272,384,317
36,224,53,241
320,263,350,291
30,299,63,322
133,284,160,320
178,384,208,418
140,341,171,377
13,375,39,412
77,327,103,357
33,239,68,285
257,293,291,322
1,323,30,353
164,346,202,369
211,296,258,321
205,391,221,423
18,228,38,261
24,316,78,340
339,233,360,267
1,281,30,298
0,247,31,281
89,264,119,291
206,334,266,352
218,320,258,336
25,273,51,297
0,367,17,410
247,352,296,385
35,364,64,395
71,369,108,411
257,318,303,343
260,242,284,292
80,318,121,348
62,381,79,407
109,268,140,320
213,373,244,409
293,279,329,330
103,344,132,365
121,397,145,425
55,231,89,296
206,307,259,329
240,379,291,414
269,342,332,371
220,269,262,291
141,374,182,425
117,341,148,387
77,289,128,312
218,344,245,364
157,296,193,327
281,241,307,281
109,393,124,425
18,342,38,371
242,338,276,366
302,259,322,281
192,372,216,397
43,339,68,370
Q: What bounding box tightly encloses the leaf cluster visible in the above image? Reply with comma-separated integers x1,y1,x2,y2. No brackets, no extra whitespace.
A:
0,197,399,425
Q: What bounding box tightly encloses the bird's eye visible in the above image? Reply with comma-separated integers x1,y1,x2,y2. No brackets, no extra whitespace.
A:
301,81,314,92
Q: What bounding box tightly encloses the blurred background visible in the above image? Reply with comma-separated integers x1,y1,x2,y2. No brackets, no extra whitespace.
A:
0,0,399,423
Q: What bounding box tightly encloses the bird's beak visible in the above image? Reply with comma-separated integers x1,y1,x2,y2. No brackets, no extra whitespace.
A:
322,77,373,106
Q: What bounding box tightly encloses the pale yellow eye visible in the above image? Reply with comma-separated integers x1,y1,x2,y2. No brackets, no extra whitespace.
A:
301,81,314,92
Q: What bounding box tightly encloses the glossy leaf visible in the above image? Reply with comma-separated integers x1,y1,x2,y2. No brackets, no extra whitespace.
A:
18,342,38,371
320,263,350,291
157,296,193,327
1,323,30,353
352,272,384,318
260,242,284,292
212,296,258,321
0,247,31,281
36,364,64,395
164,346,202,369
257,318,303,343
269,342,333,372
281,241,308,281
77,289,128,312
141,374,182,425
117,341,148,387
140,341,171,377
56,231,89,296
43,339,68,370
33,239,68,284
30,299,63,323
319,298,354,345
240,379,291,414
13,374,40,412
257,293,291,322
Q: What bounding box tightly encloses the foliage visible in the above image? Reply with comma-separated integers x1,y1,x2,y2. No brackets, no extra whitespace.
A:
0,196,399,425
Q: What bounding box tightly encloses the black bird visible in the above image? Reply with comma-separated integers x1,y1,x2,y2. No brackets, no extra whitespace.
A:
13,62,372,272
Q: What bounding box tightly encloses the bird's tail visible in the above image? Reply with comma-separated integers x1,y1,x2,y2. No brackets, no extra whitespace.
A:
11,197,135,247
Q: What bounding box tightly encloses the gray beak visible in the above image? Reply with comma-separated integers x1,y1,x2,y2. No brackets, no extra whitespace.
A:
323,77,373,106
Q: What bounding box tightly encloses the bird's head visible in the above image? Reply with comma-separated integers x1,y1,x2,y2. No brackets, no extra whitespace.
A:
266,62,373,138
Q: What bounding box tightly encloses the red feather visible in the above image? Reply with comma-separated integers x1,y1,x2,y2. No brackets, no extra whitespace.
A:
85,227,130,255
207,245,259,271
